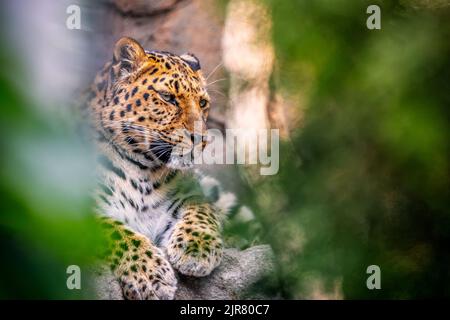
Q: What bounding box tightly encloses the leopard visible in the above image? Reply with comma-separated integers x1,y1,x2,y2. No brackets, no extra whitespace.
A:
83,37,233,300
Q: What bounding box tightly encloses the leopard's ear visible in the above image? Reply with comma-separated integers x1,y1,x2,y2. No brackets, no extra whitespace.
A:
112,37,146,81
180,53,201,72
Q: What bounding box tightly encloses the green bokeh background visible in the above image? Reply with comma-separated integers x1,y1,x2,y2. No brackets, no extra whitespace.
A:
255,0,449,298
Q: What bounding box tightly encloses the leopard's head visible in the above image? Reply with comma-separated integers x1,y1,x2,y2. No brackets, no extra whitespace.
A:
92,37,210,169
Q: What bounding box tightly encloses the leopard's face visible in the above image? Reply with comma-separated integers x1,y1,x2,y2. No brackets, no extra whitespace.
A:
92,37,210,169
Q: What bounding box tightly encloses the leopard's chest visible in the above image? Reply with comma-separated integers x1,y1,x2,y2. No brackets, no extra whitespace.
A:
95,157,179,246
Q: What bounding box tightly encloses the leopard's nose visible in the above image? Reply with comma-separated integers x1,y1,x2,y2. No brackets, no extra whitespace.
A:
191,133,207,149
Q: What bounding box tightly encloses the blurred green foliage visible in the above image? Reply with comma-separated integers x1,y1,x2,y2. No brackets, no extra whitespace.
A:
241,0,449,298
0,22,104,299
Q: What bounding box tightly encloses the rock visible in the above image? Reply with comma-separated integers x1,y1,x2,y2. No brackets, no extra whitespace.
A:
111,0,182,16
91,265,123,300
91,245,275,300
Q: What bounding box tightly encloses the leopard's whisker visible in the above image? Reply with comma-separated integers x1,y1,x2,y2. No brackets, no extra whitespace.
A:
206,78,227,87
206,61,223,81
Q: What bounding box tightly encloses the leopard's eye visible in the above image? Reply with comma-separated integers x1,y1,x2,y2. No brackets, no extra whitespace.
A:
159,92,173,102
199,99,208,108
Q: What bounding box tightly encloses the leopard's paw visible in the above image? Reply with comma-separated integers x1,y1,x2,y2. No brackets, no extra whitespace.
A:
115,242,177,300
167,227,223,277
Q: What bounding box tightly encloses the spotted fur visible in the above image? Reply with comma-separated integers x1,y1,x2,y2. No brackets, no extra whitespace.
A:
86,37,224,300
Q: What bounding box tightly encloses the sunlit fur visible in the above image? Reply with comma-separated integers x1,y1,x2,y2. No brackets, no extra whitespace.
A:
89,38,210,169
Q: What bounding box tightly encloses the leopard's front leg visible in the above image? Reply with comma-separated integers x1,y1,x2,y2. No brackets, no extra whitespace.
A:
166,204,223,277
99,217,177,300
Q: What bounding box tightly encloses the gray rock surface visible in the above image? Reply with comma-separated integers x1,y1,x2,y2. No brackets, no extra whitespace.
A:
92,245,274,300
